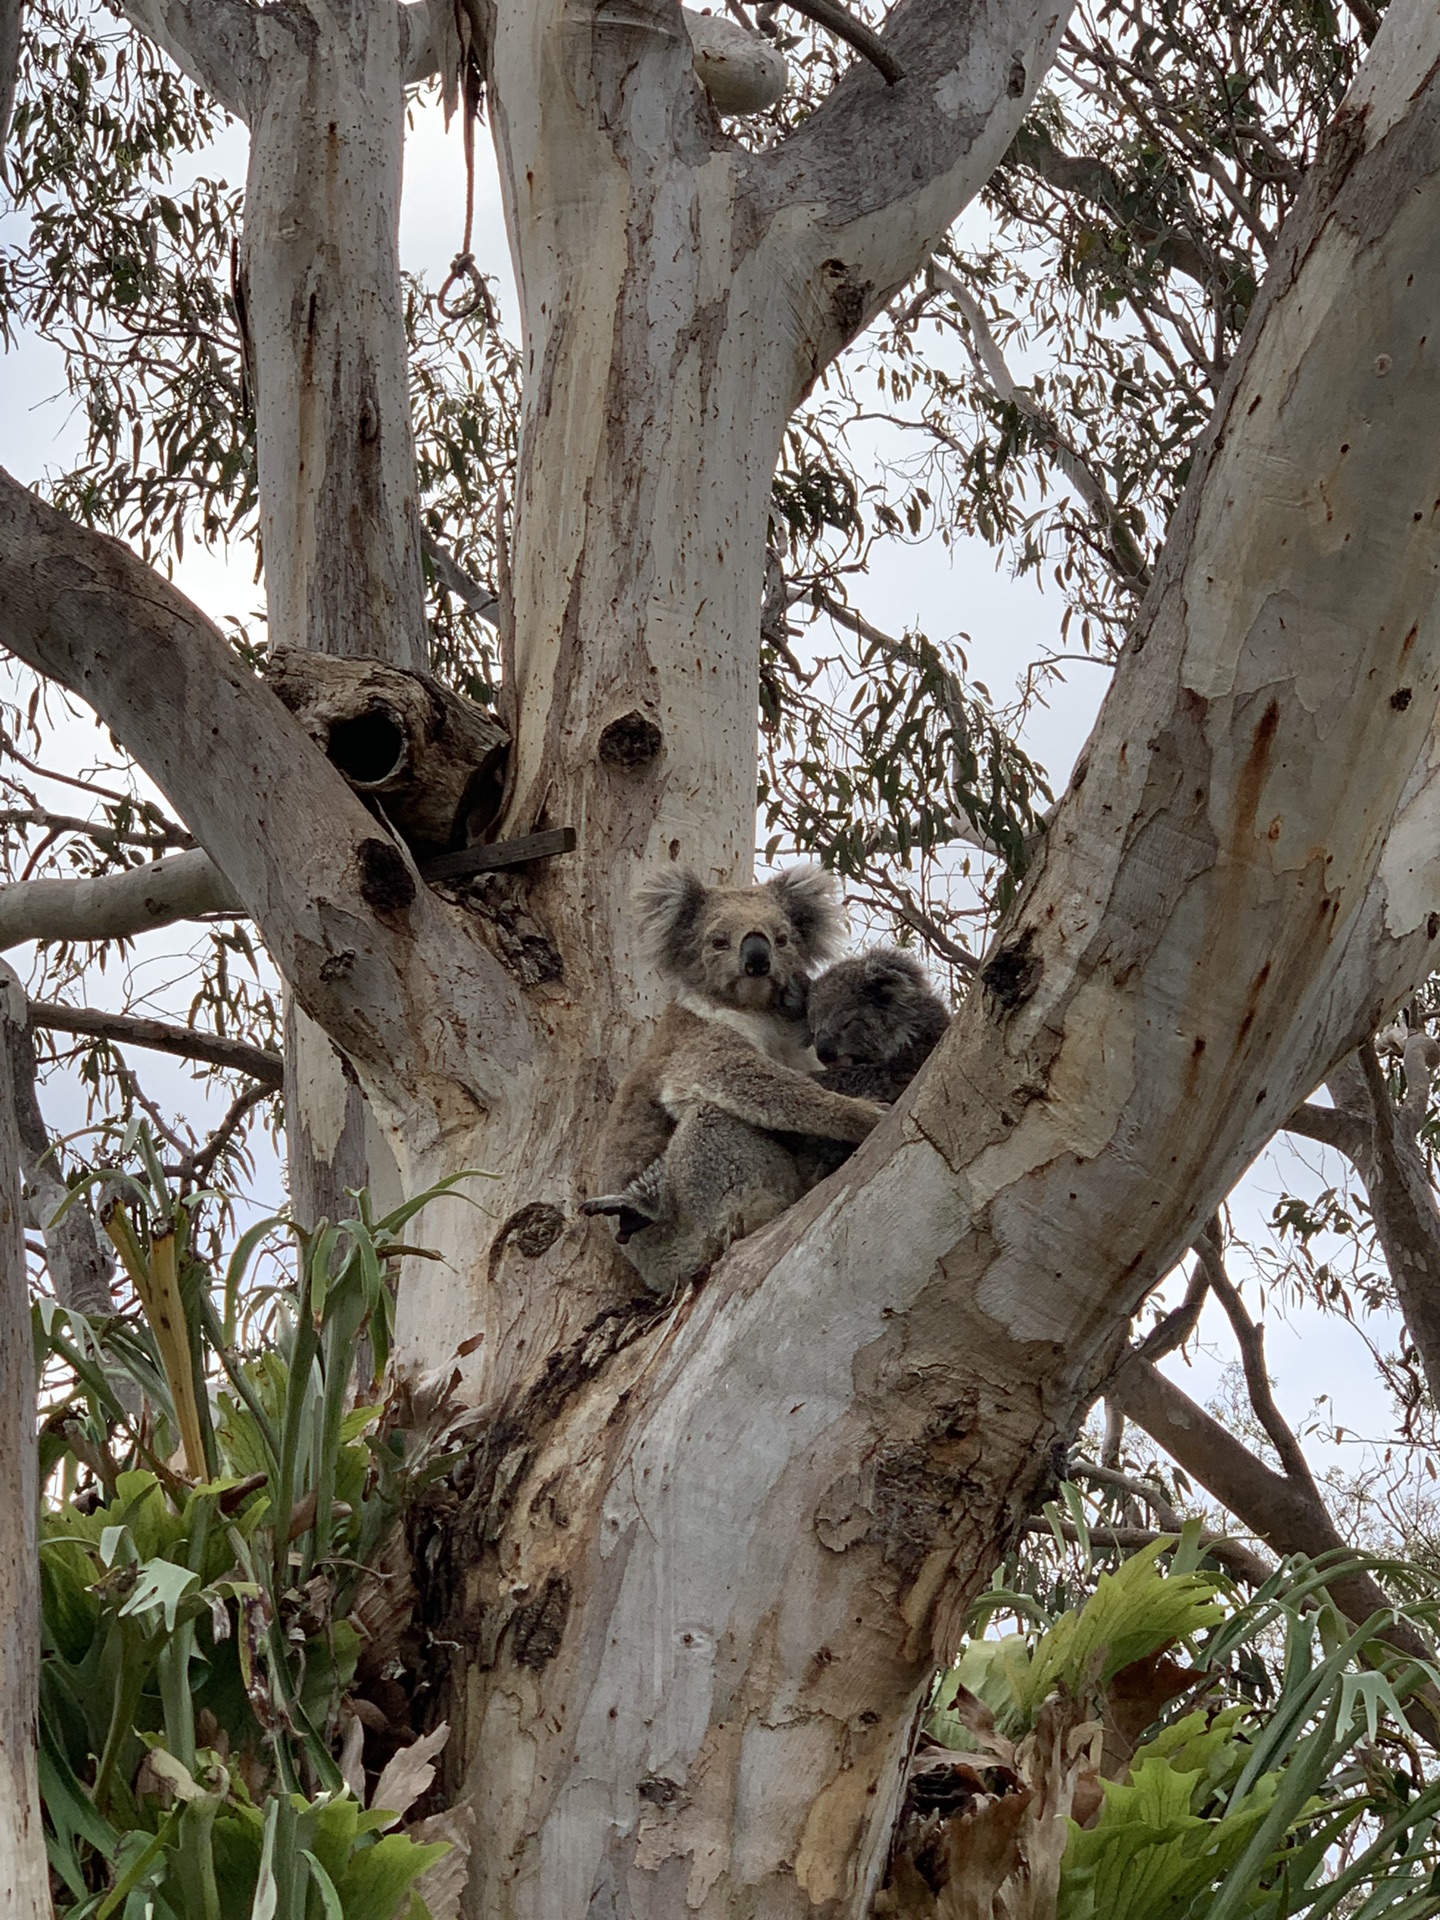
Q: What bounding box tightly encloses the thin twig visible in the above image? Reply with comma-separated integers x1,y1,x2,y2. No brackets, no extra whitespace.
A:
1195,1221,1315,1490
176,1080,273,1188
0,808,191,851
1026,1516,1273,1586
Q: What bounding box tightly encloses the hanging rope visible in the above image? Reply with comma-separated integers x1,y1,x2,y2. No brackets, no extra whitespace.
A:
437,66,495,329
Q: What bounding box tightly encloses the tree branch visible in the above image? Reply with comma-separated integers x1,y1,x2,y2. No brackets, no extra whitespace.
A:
0,848,237,949
113,0,263,120
0,809,191,851
1283,1098,1367,1158
1004,121,1217,292
0,471,531,1121
925,255,1152,591
422,532,501,628
1027,1515,1274,1587
0,956,48,1915
773,0,904,84
1133,1256,1209,1363
759,0,1072,375
1194,1223,1316,1490
437,16,1440,1892
1324,1039,1440,1407
30,1001,284,1089
175,1079,273,1188
1106,1351,1439,1688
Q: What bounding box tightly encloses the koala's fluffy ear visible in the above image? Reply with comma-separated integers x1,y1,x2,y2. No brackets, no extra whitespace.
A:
766,865,844,962
636,868,709,975
863,949,927,999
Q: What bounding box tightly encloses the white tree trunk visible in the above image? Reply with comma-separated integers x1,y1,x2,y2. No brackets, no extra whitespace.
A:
239,2,428,670
0,979,50,1918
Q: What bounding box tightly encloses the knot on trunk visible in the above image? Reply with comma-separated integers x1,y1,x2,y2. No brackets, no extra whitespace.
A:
266,649,509,853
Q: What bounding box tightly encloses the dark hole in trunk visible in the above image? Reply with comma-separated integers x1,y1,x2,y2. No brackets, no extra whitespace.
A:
328,709,407,786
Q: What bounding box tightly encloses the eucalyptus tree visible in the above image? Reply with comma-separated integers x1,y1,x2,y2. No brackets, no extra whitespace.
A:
5,0,1440,1916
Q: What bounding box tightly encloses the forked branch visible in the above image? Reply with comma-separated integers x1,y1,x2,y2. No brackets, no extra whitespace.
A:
758,0,1072,379
113,0,263,119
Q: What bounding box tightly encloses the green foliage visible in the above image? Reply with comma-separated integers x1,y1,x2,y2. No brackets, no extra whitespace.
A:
944,1539,1226,1736
35,1133,483,1917
926,1533,1440,1920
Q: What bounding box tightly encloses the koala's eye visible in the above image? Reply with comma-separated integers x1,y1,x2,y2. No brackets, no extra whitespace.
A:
710,935,730,950
775,933,789,948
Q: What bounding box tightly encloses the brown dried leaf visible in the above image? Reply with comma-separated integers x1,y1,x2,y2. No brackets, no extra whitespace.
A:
937,1788,1032,1920
1100,1652,1195,1781
370,1720,450,1823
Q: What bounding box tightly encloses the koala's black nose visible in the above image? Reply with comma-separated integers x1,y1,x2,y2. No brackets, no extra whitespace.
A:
740,932,772,976
815,1036,840,1065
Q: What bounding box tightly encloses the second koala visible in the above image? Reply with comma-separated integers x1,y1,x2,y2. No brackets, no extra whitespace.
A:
792,947,951,1186
583,866,885,1294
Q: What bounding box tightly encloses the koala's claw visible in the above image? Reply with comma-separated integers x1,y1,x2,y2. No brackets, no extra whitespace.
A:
582,1193,657,1243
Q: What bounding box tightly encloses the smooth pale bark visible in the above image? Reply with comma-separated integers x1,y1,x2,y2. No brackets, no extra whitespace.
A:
117,0,435,1228
0,471,531,1152
382,0,1075,1412
0,970,49,1916
0,845,236,948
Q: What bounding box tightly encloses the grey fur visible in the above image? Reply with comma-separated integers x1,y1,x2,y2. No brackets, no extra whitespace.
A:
583,866,881,1295
794,949,950,1186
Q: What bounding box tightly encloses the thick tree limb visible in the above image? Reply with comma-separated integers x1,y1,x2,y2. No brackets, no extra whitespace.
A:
0,969,47,1914
0,847,237,949
0,965,115,1318
30,1001,283,1089
1284,1098,1367,1158
0,472,531,1131
760,0,1072,368
113,0,262,120
684,9,788,112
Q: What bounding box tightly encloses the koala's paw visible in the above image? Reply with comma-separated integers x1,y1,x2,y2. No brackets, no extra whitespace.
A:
581,1193,657,1243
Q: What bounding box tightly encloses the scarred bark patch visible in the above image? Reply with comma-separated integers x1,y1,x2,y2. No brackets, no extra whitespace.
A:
510,1572,571,1670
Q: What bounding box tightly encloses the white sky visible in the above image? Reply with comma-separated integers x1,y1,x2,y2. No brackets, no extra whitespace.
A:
0,56,1412,1521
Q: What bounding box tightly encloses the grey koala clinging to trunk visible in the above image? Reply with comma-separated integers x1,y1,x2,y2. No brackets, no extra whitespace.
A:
582,865,885,1295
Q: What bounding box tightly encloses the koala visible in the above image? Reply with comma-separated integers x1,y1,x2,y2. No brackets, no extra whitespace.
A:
583,865,886,1294
792,948,951,1186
